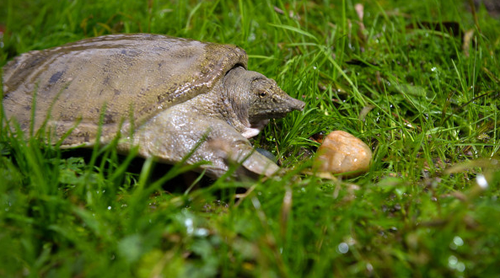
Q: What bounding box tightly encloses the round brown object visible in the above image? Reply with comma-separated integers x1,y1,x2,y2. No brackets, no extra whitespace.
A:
315,130,372,177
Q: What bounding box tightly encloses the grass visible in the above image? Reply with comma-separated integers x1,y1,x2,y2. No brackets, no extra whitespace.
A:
1,0,500,277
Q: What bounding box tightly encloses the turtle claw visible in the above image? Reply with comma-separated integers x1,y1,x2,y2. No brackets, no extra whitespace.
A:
208,139,279,178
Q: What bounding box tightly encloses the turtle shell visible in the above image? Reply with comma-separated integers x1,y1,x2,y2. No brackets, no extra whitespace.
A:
2,34,248,146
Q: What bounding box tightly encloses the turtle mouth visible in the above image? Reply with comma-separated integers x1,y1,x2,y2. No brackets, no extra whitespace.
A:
249,109,290,122
239,119,269,139
249,98,305,122
250,119,270,130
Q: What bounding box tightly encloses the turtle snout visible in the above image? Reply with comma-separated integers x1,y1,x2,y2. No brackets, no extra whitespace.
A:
267,96,305,118
282,94,305,112
289,97,305,111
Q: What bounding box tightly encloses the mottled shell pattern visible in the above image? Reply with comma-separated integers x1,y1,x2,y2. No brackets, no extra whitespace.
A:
2,34,247,146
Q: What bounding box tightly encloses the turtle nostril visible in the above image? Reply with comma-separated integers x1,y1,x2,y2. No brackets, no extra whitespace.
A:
292,98,305,111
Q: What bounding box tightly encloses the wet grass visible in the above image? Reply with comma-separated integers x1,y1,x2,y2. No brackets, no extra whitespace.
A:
1,0,500,277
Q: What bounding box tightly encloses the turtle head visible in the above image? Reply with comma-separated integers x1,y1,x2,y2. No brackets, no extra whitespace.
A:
246,74,305,121
224,66,305,138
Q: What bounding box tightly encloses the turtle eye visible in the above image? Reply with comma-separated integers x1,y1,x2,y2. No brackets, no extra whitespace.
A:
258,91,267,98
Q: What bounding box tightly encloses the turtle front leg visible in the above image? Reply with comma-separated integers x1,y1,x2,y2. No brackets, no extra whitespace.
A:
208,138,280,178
129,106,279,179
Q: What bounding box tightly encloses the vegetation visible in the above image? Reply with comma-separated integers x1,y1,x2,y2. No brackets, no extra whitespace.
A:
1,0,499,277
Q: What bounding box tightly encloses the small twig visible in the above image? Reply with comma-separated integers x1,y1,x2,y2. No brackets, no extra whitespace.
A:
467,0,482,34
234,183,257,207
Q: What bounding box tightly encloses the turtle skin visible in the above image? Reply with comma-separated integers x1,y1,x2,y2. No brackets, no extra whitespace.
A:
2,34,304,178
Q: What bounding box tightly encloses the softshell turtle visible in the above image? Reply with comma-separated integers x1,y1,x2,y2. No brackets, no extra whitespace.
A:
2,34,304,178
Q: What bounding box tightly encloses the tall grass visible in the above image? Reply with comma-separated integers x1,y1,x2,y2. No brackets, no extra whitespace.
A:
1,0,500,277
